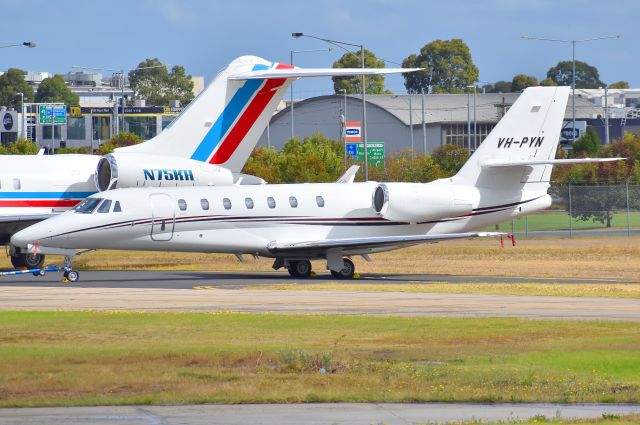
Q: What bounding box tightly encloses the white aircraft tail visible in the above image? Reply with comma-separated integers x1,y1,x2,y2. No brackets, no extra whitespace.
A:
118,55,418,173
452,86,570,192
116,56,294,172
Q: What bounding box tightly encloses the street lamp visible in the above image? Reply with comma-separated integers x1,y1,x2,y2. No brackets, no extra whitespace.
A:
292,32,370,180
521,34,622,143
0,41,36,49
340,88,347,165
466,85,477,152
289,48,332,140
16,92,24,140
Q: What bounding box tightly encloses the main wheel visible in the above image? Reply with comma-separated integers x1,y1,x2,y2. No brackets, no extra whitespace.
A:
330,258,355,279
10,253,45,269
66,270,79,282
288,260,312,278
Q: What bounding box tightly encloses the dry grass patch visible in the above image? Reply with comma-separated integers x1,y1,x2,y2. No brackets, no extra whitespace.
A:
0,311,639,407
252,282,640,298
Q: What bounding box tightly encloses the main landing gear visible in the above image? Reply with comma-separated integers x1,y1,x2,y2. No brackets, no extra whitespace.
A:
287,259,312,278
330,258,355,279
277,257,356,279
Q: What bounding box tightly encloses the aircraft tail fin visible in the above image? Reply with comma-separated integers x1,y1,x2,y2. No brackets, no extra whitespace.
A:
452,86,570,192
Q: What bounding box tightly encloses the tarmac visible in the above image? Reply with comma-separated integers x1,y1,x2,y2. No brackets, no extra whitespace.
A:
0,270,639,320
1,403,639,425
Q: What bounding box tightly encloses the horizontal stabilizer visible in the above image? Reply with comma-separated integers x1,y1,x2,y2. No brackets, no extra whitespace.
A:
230,67,421,80
482,157,624,168
336,165,360,183
267,232,506,254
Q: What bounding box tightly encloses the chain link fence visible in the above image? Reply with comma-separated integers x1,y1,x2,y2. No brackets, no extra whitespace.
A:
495,182,640,237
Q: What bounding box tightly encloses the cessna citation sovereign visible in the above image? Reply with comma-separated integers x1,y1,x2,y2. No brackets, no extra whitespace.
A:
1,55,415,269
12,86,620,279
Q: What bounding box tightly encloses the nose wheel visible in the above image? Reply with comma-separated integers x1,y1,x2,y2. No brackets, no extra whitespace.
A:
63,270,79,283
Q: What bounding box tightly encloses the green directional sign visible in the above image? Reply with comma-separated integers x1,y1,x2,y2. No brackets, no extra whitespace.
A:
38,105,67,125
345,141,385,167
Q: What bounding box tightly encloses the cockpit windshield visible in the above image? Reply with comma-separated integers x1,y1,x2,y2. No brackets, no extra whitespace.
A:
73,198,103,214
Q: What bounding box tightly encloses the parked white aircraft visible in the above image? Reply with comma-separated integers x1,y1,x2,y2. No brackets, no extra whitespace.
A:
13,86,618,279
2,55,416,268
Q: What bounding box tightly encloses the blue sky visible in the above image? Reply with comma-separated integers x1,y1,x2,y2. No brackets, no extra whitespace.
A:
1,0,637,97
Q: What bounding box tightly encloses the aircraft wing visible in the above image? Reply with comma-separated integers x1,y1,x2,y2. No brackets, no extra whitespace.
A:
230,67,421,80
267,232,507,256
0,214,56,223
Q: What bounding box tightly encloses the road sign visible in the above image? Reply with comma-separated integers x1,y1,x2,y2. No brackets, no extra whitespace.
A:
344,121,361,142
560,120,586,142
345,141,385,167
38,105,67,125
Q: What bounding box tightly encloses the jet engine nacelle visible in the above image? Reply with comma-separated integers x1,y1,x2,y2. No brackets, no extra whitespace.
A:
95,153,234,191
372,182,475,223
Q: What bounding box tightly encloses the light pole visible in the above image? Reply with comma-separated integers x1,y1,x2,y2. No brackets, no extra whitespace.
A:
0,41,36,49
289,48,332,140
340,88,347,165
467,85,477,150
604,85,610,145
16,92,24,140
521,34,621,143
292,32,370,180
466,90,471,154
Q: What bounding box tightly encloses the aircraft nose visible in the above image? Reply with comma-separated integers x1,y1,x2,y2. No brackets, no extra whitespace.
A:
10,222,53,248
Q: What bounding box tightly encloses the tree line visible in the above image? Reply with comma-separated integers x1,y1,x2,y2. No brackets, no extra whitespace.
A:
0,59,193,110
332,39,629,95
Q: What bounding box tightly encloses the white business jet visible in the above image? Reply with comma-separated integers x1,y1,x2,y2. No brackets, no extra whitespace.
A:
1,55,416,268
13,86,618,279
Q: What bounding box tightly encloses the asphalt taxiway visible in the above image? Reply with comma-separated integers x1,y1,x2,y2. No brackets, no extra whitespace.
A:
1,270,639,320
2,269,638,289
1,403,639,425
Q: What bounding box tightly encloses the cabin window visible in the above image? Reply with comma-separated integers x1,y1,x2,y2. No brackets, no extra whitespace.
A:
97,199,112,213
73,198,102,214
245,197,254,209
267,197,276,209
178,199,187,211
200,198,210,211
316,196,325,207
12,178,20,190
289,196,298,208
113,201,122,212
223,198,232,210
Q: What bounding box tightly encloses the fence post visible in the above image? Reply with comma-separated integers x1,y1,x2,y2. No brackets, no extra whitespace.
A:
568,181,572,239
626,178,631,237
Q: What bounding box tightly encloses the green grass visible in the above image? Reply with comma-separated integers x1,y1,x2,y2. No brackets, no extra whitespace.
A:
0,311,639,407
488,211,640,232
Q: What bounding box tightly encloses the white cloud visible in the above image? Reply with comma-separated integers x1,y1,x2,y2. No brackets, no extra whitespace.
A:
146,0,199,26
